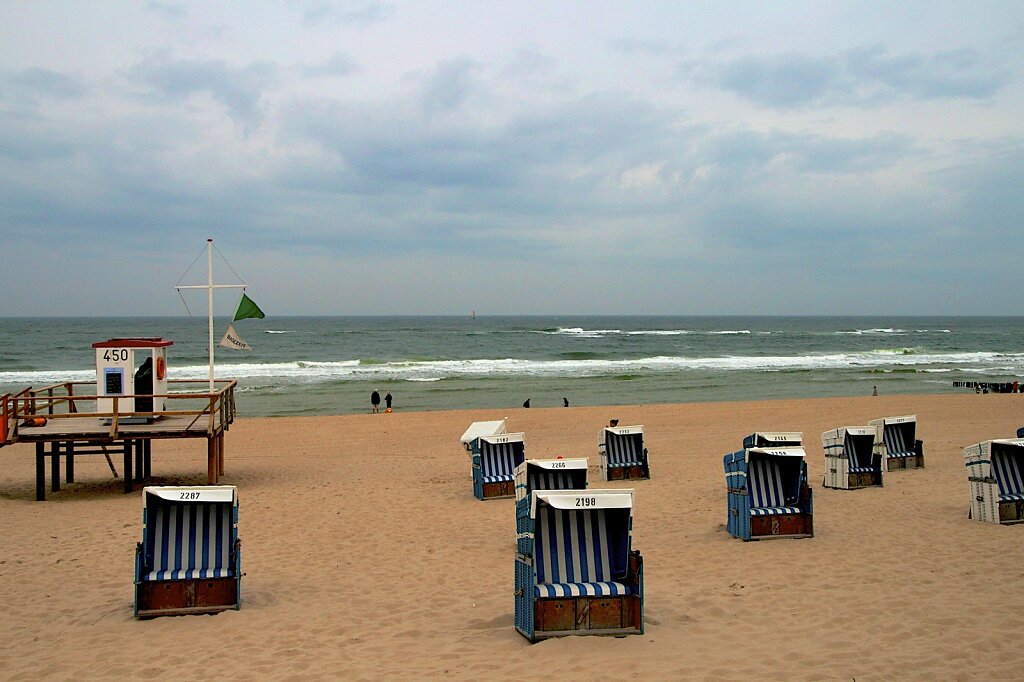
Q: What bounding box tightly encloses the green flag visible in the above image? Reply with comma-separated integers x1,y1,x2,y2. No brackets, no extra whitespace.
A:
233,293,266,321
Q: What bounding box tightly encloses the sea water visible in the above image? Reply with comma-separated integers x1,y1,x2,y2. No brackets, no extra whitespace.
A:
0,316,1021,416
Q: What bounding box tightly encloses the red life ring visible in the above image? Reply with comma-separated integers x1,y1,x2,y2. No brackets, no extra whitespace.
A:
156,356,166,381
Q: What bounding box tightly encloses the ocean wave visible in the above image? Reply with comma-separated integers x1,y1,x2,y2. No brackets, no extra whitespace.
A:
265,330,295,334
3,351,1020,386
625,330,692,336
536,327,623,338
837,328,906,335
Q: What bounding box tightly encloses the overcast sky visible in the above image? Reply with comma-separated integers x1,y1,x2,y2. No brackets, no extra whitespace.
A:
1,1,1022,316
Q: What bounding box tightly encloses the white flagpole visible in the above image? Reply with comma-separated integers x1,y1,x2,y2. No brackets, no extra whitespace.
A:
207,238,215,393
175,238,248,395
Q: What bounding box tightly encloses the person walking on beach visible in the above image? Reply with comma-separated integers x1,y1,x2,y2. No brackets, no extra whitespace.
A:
563,397,569,407
385,391,393,411
523,398,531,408
371,390,381,413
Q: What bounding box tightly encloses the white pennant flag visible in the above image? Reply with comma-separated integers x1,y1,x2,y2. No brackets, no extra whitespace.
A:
219,323,252,351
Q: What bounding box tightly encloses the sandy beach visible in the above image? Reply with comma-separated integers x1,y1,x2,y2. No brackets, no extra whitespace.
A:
2,393,1024,680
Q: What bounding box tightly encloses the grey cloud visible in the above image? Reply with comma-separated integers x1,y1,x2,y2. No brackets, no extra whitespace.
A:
127,51,276,123
699,130,915,175
715,53,840,107
300,52,359,78
146,1,186,19
419,58,480,116
700,45,1010,107
846,45,1009,99
294,0,392,26
6,67,88,100
609,38,684,57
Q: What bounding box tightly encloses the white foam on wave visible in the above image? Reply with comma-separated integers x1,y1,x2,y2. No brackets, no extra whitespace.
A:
4,351,1019,386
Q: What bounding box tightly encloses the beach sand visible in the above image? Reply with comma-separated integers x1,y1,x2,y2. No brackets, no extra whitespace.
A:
2,393,1024,680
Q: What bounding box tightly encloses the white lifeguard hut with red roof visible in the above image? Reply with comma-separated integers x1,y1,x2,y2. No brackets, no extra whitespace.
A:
94,337,173,424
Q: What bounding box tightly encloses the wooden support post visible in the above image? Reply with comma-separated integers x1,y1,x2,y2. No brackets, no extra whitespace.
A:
65,441,75,483
143,440,151,479
50,441,60,492
36,442,45,501
123,440,133,494
218,433,225,476
134,440,144,483
207,437,217,484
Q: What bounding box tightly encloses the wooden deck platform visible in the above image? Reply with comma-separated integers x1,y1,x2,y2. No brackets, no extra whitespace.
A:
1,380,236,500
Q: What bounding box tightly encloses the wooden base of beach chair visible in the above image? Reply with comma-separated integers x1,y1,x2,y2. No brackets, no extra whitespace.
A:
999,500,1024,524
607,465,647,481
136,577,239,618
849,471,883,488
749,513,813,539
886,455,924,471
533,594,642,639
481,481,515,499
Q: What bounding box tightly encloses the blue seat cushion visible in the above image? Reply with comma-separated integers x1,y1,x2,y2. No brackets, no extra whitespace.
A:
481,474,513,483
886,451,917,458
849,466,877,473
999,493,1024,502
145,567,234,582
750,506,802,516
535,581,632,598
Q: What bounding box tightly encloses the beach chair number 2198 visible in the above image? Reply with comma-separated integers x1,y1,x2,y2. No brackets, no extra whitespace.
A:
576,497,598,507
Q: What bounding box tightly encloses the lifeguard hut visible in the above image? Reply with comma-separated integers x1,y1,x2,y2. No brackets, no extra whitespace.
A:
94,338,172,424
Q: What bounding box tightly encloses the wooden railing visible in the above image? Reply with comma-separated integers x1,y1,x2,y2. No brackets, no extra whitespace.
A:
0,380,237,444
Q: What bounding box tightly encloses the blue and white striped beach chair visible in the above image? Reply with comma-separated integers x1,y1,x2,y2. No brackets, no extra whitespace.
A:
134,486,241,617
870,415,924,471
471,432,525,500
515,489,643,641
598,425,649,481
965,439,1024,524
514,458,589,554
725,437,814,541
822,426,883,489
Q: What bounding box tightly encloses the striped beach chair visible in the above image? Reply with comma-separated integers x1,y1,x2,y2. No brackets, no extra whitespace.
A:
822,426,883,489
965,439,1024,524
725,437,814,541
515,489,643,641
514,458,589,554
471,432,525,500
134,486,241,618
598,425,649,481
870,415,924,470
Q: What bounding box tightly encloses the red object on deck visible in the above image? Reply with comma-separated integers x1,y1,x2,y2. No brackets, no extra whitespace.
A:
92,338,174,348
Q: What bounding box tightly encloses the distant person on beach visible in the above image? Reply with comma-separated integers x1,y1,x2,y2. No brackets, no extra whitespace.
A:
563,397,569,407
872,386,878,396
371,390,381,413
609,419,619,427
385,391,393,411
523,398,531,408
